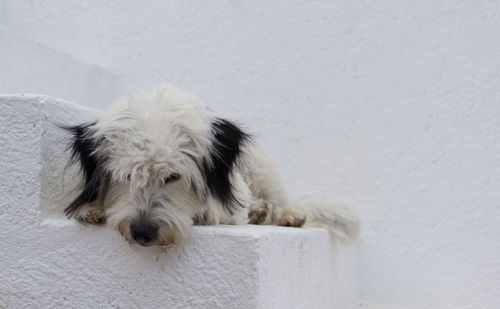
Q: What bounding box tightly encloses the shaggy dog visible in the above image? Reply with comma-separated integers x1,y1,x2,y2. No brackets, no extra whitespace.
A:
63,84,359,247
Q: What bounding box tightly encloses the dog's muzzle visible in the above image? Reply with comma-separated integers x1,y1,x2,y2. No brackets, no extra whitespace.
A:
130,222,159,246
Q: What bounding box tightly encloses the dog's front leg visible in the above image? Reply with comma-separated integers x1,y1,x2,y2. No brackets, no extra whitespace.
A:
73,200,106,225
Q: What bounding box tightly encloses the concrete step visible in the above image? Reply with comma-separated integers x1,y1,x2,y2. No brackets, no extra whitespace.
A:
0,26,119,109
0,94,357,309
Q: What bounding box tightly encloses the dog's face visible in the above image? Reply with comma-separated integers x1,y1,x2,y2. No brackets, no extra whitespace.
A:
64,85,249,246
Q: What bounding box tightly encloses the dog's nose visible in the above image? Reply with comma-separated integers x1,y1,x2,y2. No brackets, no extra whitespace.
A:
130,222,158,246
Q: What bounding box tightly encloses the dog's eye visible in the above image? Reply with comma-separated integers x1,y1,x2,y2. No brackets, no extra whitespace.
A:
164,173,180,184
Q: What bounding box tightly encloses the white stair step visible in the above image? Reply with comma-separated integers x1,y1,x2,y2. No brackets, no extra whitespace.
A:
0,94,357,309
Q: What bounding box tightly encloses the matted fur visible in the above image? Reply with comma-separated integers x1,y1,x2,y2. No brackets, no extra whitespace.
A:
63,83,359,246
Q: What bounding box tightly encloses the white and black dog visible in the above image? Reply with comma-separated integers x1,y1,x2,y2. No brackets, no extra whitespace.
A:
63,83,359,247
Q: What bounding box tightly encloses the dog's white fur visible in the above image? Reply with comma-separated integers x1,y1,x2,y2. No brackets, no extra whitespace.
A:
65,83,359,246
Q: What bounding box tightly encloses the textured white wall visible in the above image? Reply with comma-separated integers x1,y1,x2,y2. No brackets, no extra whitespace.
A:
1,1,500,308
0,27,119,109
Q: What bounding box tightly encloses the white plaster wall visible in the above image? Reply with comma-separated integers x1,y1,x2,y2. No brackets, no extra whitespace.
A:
0,27,119,109
1,1,500,308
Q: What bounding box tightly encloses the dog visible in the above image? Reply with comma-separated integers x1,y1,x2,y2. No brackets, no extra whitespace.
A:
62,83,359,247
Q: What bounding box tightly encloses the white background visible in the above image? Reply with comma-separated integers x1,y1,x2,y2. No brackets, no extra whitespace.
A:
1,1,499,307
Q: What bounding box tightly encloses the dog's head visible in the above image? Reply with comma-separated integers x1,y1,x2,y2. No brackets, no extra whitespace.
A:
64,84,250,246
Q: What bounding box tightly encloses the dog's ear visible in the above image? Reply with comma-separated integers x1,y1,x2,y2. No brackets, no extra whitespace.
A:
202,118,251,214
61,122,109,218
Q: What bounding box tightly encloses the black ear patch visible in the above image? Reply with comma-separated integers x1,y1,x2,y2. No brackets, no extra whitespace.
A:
61,122,109,218
202,118,251,214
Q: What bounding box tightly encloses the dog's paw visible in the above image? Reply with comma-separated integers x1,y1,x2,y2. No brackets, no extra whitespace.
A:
273,207,306,227
248,200,274,225
75,204,106,225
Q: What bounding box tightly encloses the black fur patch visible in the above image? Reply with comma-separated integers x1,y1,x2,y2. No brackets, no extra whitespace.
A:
61,122,109,218
202,118,250,214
